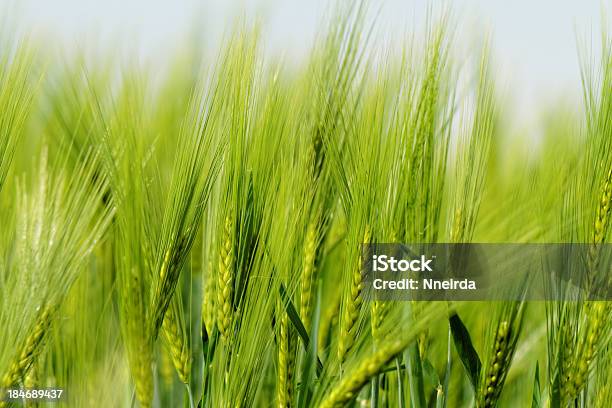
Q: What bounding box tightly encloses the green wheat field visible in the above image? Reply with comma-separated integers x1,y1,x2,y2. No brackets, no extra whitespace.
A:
0,2,611,407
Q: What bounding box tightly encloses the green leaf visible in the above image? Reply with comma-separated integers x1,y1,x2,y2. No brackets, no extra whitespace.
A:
436,386,444,408
449,312,481,391
550,342,562,408
396,357,405,408
279,283,323,376
201,325,218,406
297,283,323,408
442,325,452,408
405,343,426,408
531,362,541,408
422,358,440,389
370,376,379,408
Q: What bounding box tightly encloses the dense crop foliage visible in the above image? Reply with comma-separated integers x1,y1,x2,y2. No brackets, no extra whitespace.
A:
0,3,610,407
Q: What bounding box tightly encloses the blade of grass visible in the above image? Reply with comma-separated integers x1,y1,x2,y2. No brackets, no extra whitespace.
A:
449,312,481,391
279,283,323,376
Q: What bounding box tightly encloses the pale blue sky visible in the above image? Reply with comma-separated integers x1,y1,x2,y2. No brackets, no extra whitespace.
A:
4,0,610,122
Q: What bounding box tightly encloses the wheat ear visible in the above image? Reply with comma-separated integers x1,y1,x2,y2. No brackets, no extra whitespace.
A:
161,306,191,384
1,306,53,390
202,261,216,336
300,217,318,332
337,226,370,365
370,301,388,343
318,294,340,354
588,168,612,277
123,267,153,408
217,215,234,341
277,308,296,408
23,358,40,408
159,347,175,388
477,321,512,407
559,169,612,403
321,338,405,408
561,302,608,403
